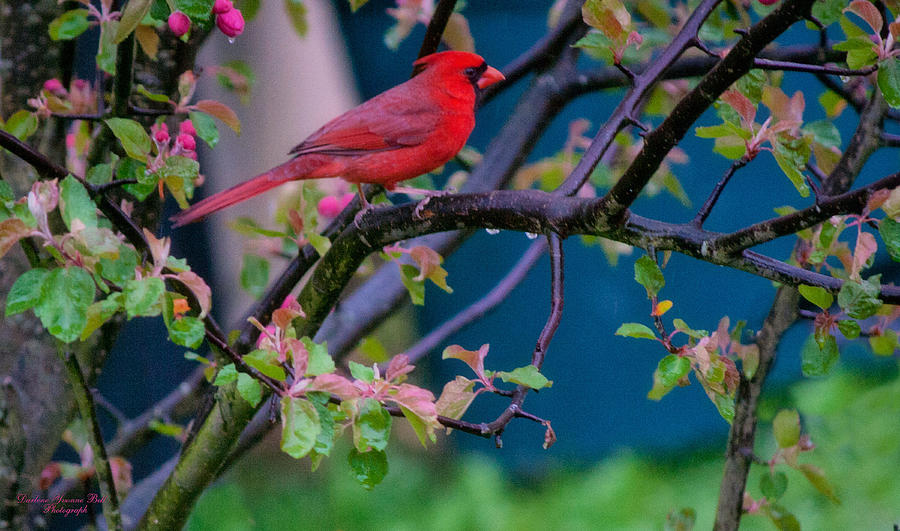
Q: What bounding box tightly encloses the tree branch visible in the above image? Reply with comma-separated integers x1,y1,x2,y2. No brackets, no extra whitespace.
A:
597,0,816,223
58,348,122,531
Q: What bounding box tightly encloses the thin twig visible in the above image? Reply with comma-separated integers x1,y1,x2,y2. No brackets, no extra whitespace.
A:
415,0,459,62
692,157,749,227
754,57,876,76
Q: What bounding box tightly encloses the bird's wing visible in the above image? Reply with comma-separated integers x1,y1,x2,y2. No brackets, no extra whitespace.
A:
288,89,440,157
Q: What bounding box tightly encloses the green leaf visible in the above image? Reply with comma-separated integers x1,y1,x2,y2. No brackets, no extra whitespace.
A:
348,0,370,12
354,398,391,452
105,118,152,161
811,0,844,26
244,349,287,380
86,162,114,186
159,156,200,208
188,111,219,148
798,463,840,504
123,277,165,318
213,363,238,385
347,448,388,490
773,408,801,448
49,9,91,40
307,392,336,457
96,20,119,75
168,316,205,348
236,373,262,406
802,120,841,149
240,254,269,298
349,361,375,383
798,284,833,310
359,336,388,362
878,58,900,108
59,176,98,230
36,267,95,343
868,328,898,356
280,396,320,459
836,319,861,339
634,255,664,297
175,0,216,24
227,217,288,238
801,334,839,377
672,318,708,339
119,159,155,200
307,232,331,257
772,139,811,197
303,337,335,376
284,0,308,36
615,322,658,340
115,0,153,43
656,354,691,387
764,503,800,531
6,268,49,316
3,111,38,141
878,217,900,261
80,294,122,340
399,264,425,306
760,470,789,501
837,277,882,319
96,245,138,285
496,365,553,389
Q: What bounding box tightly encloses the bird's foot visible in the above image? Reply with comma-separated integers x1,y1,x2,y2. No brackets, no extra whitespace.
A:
390,186,456,220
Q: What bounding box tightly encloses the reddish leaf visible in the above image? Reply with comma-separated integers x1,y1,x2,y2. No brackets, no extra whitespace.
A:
0,218,32,259
846,0,883,34
851,231,877,278
174,270,211,318
442,343,490,381
721,90,756,127
435,376,477,421
309,372,360,400
193,100,241,133
385,354,415,382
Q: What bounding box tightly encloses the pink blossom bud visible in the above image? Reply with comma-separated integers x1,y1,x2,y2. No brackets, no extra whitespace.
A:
65,133,76,149
43,79,66,95
168,11,191,37
317,196,343,218
179,119,196,136
212,0,234,14
177,133,196,151
216,8,244,38
71,79,89,92
339,193,354,209
154,129,170,144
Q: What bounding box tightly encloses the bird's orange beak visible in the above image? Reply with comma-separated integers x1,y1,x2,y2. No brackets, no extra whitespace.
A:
477,66,505,89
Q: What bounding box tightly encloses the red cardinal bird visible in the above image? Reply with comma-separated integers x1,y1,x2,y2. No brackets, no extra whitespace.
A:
170,51,504,227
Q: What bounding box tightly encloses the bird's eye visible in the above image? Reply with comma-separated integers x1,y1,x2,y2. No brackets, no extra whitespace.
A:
463,67,477,77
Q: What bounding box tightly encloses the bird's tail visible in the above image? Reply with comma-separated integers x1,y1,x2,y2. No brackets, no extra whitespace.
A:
170,159,311,227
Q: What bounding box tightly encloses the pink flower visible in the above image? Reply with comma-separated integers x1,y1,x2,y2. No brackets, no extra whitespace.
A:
179,119,196,136
177,133,196,151
154,129,170,144
216,8,244,38
168,11,191,37
317,193,354,218
43,79,66,96
212,0,234,14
